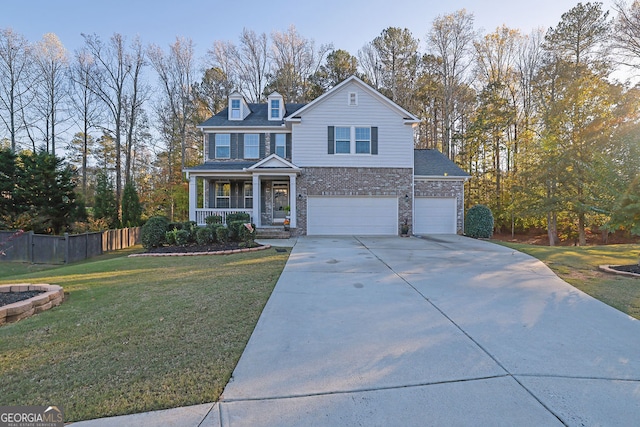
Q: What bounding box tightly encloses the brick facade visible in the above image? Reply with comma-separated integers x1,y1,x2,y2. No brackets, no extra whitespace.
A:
295,167,413,236
414,179,466,233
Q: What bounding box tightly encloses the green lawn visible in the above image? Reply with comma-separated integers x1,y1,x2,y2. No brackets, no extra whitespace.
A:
496,241,640,319
0,246,289,422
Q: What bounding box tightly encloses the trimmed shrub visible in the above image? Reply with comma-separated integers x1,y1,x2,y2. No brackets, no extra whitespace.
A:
228,220,246,241
465,205,494,238
196,226,214,245
168,222,184,231
141,216,169,249
238,223,256,246
226,212,250,227
205,215,223,225
215,226,229,243
175,229,190,246
165,228,178,245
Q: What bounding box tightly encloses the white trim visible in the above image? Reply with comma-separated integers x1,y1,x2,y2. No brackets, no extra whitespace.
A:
247,153,300,171
285,76,420,124
414,176,470,181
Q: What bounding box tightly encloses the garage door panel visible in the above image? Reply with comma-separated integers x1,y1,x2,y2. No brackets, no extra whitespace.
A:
414,197,457,234
307,197,398,235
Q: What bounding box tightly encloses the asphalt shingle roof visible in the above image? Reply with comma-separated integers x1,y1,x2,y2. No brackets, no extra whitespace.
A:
199,103,306,127
414,149,470,177
185,161,255,172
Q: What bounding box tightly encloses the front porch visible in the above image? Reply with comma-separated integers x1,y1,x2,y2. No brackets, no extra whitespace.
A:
187,171,299,229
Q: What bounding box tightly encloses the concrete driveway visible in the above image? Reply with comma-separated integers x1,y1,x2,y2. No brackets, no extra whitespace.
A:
215,235,640,426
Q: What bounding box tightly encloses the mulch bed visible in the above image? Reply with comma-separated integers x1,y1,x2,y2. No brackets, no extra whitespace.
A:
0,290,44,308
611,265,640,275
145,242,258,254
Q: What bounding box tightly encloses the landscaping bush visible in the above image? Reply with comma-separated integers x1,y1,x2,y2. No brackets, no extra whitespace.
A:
238,223,256,246
141,216,170,249
205,215,223,225
174,229,190,246
196,226,215,245
182,221,198,241
215,226,229,243
226,212,250,227
465,204,494,238
167,222,184,231
228,220,246,241
165,228,178,245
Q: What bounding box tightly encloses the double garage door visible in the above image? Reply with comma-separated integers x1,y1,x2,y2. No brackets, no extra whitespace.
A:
414,197,457,234
307,196,398,235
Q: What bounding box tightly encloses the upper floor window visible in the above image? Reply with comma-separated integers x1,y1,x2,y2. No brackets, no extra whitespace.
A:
215,134,230,158
275,134,286,157
244,134,259,159
335,127,351,154
348,92,358,106
231,99,241,119
355,127,371,154
270,99,280,119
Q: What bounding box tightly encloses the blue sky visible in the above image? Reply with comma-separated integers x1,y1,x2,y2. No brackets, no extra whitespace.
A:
0,0,616,64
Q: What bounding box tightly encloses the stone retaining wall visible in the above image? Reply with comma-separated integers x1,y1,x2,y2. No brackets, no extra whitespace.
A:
0,284,64,325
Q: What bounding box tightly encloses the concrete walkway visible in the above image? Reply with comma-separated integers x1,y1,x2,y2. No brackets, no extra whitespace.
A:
72,235,640,426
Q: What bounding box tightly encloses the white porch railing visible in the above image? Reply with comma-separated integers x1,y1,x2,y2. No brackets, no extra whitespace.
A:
195,209,253,226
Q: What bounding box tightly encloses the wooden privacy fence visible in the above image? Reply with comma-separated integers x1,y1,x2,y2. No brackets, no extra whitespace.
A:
0,227,141,264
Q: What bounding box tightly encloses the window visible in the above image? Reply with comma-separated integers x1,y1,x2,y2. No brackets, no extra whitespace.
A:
244,134,259,159
275,134,286,157
231,99,241,119
348,92,358,106
215,134,230,158
355,127,371,154
335,127,351,154
270,99,280,118
244,182,253,209
216,182,230,208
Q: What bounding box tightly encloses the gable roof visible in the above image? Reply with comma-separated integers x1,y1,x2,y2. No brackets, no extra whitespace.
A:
285,75,420,124
414,149,470,178
198,103,306,128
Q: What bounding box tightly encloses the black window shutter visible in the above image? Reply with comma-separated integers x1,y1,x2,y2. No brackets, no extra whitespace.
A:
270,133,276,155
371,127,378,155
208,134,216,160
286,134,292,159
230,134,238,159
259,134,266,158
327,126,334,154
237,134,244,159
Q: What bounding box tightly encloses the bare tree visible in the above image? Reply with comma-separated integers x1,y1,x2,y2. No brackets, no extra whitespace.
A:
81,33,132,215
123,36,148,185
235,29,269,102
427,9,477,159
0,28,35,152
33,33,69,156
613,0,640,70
69,49,103,197
358,42,384,89
148,37,194,172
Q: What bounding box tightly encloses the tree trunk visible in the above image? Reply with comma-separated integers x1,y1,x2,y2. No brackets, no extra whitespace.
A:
547,211,558,246
578,213,586,246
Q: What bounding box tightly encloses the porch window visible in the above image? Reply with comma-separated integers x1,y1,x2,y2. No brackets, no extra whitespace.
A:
275,134,286,157
244,134,259,159
216,182,230,208
355,127,371,154
215,134,230,159
335,127,350,154
244,182,253,208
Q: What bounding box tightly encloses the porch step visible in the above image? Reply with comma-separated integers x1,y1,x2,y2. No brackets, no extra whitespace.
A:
256,228,291,239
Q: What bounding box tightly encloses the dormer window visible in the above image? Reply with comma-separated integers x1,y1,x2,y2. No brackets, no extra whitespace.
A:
271,99,280,119
267,92,284,121
231,99,241,119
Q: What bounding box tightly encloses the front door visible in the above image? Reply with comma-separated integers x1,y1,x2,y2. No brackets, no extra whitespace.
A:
272,182,289,223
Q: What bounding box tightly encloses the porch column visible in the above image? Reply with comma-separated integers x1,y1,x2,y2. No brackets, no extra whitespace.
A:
289,173,297,228
189,174,197,222
252,173,261,227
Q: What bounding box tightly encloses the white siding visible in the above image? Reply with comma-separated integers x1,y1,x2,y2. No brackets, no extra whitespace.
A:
291,81,414,168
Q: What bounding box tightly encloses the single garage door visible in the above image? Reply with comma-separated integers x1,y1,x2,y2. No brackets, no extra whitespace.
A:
307,196,398,235
414,197,457,234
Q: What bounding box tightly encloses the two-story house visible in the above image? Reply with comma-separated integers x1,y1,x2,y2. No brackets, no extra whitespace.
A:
185,76,469,236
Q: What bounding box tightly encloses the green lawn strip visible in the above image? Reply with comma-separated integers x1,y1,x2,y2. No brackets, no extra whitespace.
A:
496,241,640,319
0,248,288,422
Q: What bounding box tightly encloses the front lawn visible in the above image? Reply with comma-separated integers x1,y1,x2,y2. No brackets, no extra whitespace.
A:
0,247,289,422
497,242,640,319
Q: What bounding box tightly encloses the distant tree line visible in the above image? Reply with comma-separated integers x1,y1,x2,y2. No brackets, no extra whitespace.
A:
0,1,639,242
